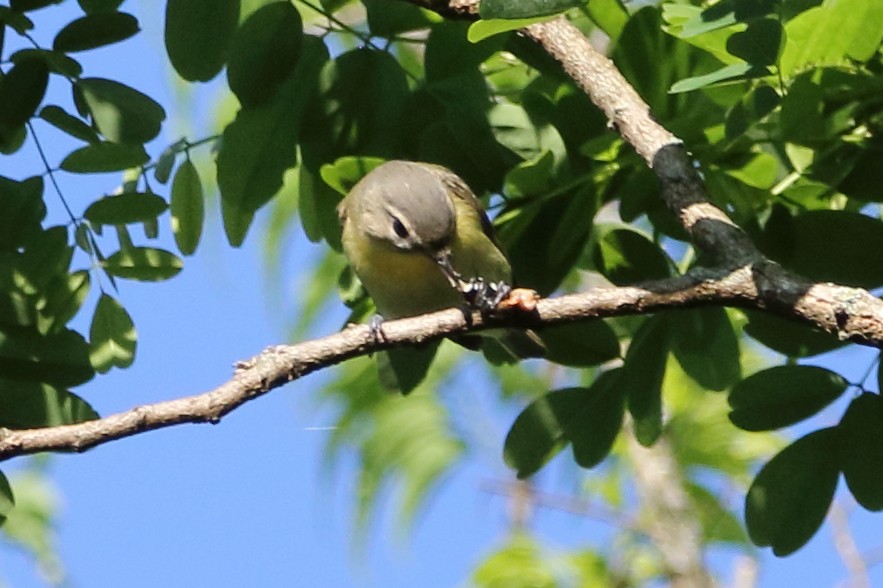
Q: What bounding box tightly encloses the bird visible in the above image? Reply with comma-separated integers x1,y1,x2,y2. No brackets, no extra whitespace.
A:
337,160,544,360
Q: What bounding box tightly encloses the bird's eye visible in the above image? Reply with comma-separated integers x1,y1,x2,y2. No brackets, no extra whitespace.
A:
392,217,409,239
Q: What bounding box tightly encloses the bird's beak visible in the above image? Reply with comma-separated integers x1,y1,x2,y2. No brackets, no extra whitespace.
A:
433,248,463,290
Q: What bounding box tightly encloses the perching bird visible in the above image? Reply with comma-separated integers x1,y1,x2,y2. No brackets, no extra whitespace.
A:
337,160,543,359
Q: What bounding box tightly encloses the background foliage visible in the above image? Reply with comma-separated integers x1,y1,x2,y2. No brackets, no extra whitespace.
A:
2,0,883,584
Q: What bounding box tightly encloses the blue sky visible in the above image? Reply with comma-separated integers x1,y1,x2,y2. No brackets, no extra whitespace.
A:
3,2,883,587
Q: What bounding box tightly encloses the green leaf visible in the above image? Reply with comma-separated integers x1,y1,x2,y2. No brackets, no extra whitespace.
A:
539,320,620,368
479,0,583,20
319,156,386,196
153,145,178,185
743,310,844,357
725,18,783,66
226,1,302,108
780,0,883,77
10,0,62,10
839,393,883,511
37,270,91,335
52,12,140,53
761,210,883,289
728,366,848,431
621,315,669,446
76,77,166,144
16,225,72,295
39,105,99,144
0,379,98,428
0,57,49,141
218,36,328,245
0,176,46,250
585,0,629,43
467,17,552,43
84,192,168,225
670,308,741,391
0,327,94,387
566,370,625,469
0,471,12,520
0,6,34,34
170,160,205,256
10,48,83,77
77,0,124,13
669,62,768,94
376,342,440,395
60,142,149,173
89,294,136,373
103,247,183,281
745,428,839,556
687,482,751,546
591,227,672,285
504,387,585,478
164,0,240,82
363,0,435,36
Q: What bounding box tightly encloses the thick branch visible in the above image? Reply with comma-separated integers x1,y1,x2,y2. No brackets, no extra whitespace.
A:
3,264,883,461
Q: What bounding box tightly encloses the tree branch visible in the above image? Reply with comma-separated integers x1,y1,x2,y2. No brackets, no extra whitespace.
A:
2,263,883,461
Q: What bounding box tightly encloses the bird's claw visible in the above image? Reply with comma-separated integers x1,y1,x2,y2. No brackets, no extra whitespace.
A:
463,278,512,313
368,314,388,344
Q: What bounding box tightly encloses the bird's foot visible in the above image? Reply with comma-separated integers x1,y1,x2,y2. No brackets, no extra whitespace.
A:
463,278,512,313
368,314,388,344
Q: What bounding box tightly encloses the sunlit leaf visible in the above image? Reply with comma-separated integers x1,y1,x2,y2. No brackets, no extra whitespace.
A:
170,160,205,256
89,293,136,372
60,142,149,173
84,192,168,226
103,247,183,281
76,77,166,144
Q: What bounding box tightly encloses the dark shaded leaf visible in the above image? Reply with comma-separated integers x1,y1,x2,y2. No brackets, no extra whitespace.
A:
743,310,844,357
17,225,72,295
170,160,205,256
226,1,302,107
77,0,124,13
566,370,625,469
363,0,434,36
376,342,440,395
479,0,583,19
0,379,98,428
745,428,839,556
84,192,167,226
10,48,82,77
726,18,783,66
89,294,136,373
76,77,166,144
504,387,585,478
839,393,883,511
761,210,883,289
622,315,669,446
0,327,94,387
0,471,12,522
60,142,149,173
165,0,240,82
0,57,48,140
729,365,848,431
103,247,183,281
670,307,741,391
0,176,45,250
53,12,139,53
591,227,672,285
218,36,327,245
10,0,62,11
539,320,620,368
39,105,99,144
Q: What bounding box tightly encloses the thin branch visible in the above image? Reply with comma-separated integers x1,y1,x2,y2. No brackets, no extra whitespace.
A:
2,263,883,461
830,500,870,588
